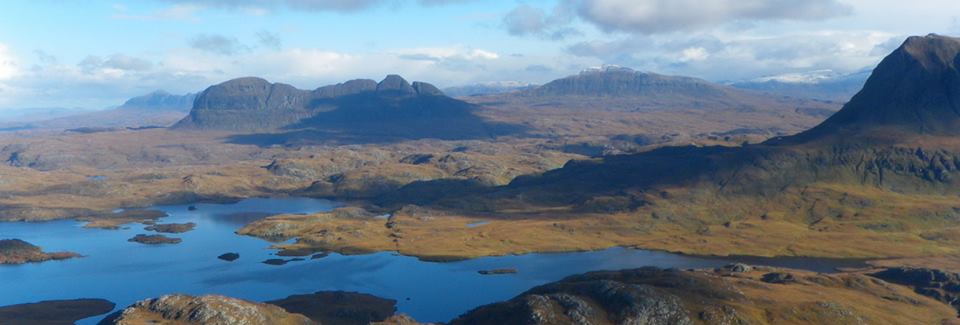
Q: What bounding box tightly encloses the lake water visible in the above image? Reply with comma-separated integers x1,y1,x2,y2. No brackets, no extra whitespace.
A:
0,197,867,323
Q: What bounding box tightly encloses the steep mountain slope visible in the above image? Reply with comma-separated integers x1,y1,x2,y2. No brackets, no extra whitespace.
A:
175,77,312,130
793,34,960,140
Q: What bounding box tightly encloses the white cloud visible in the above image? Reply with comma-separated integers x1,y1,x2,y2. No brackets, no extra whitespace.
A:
0,42,531,109
394,47,499,62
678,47,709,62
568,30,897,81
574,0,852,34
0,44,20,81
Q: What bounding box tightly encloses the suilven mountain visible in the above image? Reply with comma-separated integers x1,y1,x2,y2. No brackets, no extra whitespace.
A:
174,75,521,142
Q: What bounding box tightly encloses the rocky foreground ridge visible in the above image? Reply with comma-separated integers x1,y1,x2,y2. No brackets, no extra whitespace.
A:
72,266,960,324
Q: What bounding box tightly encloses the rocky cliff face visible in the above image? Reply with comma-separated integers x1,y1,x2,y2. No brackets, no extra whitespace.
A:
175,77,312,130
871,267,960,313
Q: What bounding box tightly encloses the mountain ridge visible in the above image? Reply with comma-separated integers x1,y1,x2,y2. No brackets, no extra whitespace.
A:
519,66,729,98
174,75,451,132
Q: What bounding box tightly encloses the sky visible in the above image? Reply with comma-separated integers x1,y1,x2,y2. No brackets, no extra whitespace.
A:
0,0,958,110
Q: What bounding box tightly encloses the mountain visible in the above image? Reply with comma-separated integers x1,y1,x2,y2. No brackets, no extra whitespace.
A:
459,66,842,144
521,65,728,98
117,90,196,112
731,69,870,102
486,65,841,116
175,75,524,143
794,34,960,140
442,81,537,97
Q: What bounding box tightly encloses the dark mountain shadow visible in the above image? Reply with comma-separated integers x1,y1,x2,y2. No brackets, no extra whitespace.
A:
226,91,528,146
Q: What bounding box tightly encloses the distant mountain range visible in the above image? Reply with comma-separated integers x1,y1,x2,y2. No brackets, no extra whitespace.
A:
505,65,840,115
0,91,195,132
730,69,871,102
520,65,730,98
442,81,537,97
457,65,841,144
117,91,196,112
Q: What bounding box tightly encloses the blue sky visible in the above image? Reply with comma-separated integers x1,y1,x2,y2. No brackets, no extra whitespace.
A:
0,0,958,109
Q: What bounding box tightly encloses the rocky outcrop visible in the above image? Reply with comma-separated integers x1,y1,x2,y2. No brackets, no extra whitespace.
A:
267,291,398,325
0,239,79,265
452,266,958,325
106,294,314,325
450,267,725,325
0,299,115,325
377,75,417,95
870,267,960,313
217,252,239,262
761,272,798,284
